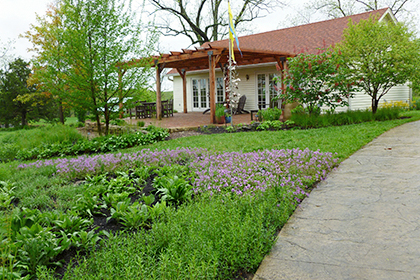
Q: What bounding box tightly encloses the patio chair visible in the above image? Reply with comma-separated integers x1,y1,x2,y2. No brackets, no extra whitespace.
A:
136,102,147,119
162,99,174,117
232,95,249,115
161,100,169,118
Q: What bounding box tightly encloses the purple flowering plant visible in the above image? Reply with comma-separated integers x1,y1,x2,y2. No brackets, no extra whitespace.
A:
18,147,338,202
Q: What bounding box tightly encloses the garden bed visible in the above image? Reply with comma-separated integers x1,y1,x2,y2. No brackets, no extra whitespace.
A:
4,147,338,279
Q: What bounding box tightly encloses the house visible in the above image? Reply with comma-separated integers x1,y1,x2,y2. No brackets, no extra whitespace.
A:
152,8,410,122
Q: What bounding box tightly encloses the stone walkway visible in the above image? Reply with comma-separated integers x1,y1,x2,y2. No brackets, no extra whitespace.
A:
254,121,420,280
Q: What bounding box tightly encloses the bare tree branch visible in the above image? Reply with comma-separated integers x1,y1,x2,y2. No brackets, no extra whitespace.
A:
150,0,284,46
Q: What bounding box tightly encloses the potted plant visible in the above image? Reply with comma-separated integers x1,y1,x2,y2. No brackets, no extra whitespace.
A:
215,104,225,124
225,109,232,123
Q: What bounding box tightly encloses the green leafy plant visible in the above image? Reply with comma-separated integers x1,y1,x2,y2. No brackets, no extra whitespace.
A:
69,230,102,251
119,203,150,230
102,192,131,208
225,125,236,133
72,193,105,217
0,181,16,209
258,107,282,122
108,201,150,230
10,208,42,239
147,200,169,221
256,120,284,131
130,166,154,185
110,119,126,126
142,194,155,206
106,176,136,194
15,223,70,276
107,200,131,223
215,104,226,118
51,214,93,235
155,175,193,206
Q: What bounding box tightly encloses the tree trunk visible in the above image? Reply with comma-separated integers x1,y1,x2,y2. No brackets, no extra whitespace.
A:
372,98,379,114
59,100,65,124
96,113,102,136
21,111,27,126
104,106,109,136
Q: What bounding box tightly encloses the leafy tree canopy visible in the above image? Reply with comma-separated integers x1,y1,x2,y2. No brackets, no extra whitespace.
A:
336,16,420,113
0,58,37,126
25,0,158,135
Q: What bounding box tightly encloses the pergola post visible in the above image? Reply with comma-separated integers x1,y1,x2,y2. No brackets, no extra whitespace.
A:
208,51,216,124
156,63,163,120
176,68,187,113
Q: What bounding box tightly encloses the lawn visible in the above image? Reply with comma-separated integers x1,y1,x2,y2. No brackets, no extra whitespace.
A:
1,110,420,279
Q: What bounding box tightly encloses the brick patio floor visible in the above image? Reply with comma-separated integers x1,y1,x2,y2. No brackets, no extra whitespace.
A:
124,112,255,131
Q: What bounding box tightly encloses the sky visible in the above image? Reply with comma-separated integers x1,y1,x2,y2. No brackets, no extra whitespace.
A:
1,0,419,63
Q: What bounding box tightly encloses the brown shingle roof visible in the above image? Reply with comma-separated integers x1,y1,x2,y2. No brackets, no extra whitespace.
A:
167,8,389,74
202,8,388,55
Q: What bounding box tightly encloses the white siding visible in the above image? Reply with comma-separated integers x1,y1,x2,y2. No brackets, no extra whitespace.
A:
173,76,183,112
349,84,410,111
172,63,281,112
172,65,410,113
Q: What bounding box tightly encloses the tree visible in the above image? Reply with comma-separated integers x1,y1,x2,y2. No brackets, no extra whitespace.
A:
0,58,37,126
280,50,356,115
30,0,158,135
0,39,15,71
336,16,420,113
283,0,417,28
150,0,282,45
23,3,69,124
309,0,414,18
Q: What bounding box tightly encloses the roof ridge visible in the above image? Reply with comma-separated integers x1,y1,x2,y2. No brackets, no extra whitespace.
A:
202,7,389,46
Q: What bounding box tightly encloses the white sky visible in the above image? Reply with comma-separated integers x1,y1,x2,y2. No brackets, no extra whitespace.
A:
1,0,419,62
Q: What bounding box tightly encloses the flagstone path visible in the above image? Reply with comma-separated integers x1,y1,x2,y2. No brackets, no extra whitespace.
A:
254,120,420,280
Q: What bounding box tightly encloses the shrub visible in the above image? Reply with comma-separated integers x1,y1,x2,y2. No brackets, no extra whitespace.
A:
110,119,126,126
15,126,169,161
258,107,282,121
291,107,400,128
415,99,420,110
280,50,356,115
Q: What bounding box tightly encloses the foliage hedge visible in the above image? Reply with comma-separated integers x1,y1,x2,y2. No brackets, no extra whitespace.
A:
13,126,169,162
290,107,402,129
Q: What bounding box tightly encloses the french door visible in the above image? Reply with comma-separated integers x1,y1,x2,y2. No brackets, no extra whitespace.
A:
192,78,225,110
192,79,208,110
257,73,280,109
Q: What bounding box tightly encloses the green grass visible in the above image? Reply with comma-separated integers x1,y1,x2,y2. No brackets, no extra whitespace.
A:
0,124,84,162
124,111,420,161
0,124,83,150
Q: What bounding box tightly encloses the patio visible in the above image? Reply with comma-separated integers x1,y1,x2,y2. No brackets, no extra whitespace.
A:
125,112,255,131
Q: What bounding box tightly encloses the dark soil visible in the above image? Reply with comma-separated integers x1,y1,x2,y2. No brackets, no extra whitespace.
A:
166,123,261,140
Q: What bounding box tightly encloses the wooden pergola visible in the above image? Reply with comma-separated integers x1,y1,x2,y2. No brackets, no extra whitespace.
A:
123,45,294,123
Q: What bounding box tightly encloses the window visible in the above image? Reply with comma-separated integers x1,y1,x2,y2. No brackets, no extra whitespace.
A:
216,77,225,103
